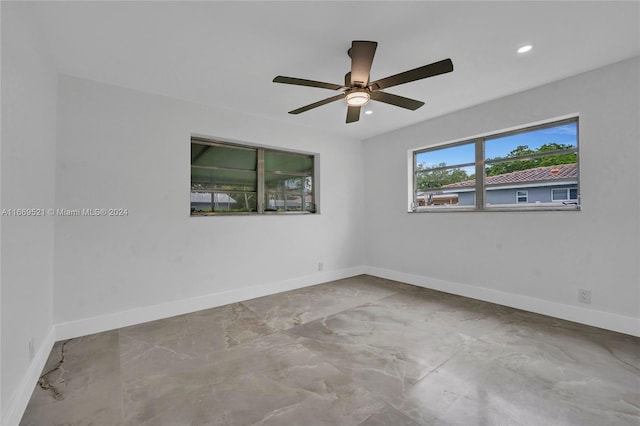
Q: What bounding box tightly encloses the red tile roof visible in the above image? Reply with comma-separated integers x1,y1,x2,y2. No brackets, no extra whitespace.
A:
442,163,578,188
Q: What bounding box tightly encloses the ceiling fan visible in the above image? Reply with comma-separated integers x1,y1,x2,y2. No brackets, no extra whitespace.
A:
273,40,454,123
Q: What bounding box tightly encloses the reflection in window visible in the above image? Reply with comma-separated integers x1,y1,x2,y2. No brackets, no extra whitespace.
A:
415,142,475,208
413,117,579,211
264,151,314,212
191,138,315,215
552,188,579,202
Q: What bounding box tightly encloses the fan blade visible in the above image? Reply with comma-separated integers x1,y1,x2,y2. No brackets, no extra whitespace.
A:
370,91,425,110
348,41,377,87
369,58,453,91
273,76,342,91
346,106,361,123
288,94,345,114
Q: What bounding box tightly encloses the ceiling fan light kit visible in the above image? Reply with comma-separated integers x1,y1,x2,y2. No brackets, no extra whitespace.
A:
273,40,454,123
345,89,370,107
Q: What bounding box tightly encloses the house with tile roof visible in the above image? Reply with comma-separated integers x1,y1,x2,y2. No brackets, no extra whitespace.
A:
418,163,578,207
190,192,238,212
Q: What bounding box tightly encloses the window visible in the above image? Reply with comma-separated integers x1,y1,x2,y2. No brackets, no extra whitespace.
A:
191,138,315,215
516,190,528,203
414,142,476,208
551,188,578,202
412,117,579,211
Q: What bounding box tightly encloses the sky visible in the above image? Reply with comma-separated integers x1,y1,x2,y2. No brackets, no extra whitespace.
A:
416,121,578,169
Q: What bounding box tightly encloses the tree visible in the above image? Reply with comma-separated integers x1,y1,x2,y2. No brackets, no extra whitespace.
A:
485,143,576,176
416,162,470,189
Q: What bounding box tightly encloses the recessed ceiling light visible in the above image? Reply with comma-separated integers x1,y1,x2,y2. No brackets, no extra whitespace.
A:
364,110,373,115
517,44,533,54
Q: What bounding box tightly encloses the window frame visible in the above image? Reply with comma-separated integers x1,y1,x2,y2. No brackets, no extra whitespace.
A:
516,190,529,204
411,116,580,213
551,187,579,202
191,137,317,216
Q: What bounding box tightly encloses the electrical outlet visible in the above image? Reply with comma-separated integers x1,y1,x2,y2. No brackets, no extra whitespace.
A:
28,339,35,360
578,289,591,304
318,261,324,271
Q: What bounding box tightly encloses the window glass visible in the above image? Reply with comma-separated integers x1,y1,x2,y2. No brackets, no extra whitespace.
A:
191,139,315,215
265,174,313,212
415,142,475,208
263,150,314,212
415,143,475,168
485,122,577,161
191,144,257,169
191,168,257,191
265,151,313,174
569,188,578,200
190,192,257,213
552,188,578,202
516,190,528,203
484,121,578,208
552,189,567,201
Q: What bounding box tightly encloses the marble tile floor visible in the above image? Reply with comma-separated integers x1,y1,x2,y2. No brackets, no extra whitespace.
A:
20,275,640,425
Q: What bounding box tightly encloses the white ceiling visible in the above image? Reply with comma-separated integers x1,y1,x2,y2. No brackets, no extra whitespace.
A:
31,1,640,140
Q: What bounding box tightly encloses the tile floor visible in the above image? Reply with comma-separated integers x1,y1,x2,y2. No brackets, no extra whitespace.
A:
20,275,640,425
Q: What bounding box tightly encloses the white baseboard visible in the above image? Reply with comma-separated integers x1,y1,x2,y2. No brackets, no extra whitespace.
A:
2,328,55,426
55,266,365,341
364,266,640,337
5,265,638,426
4,267,363,425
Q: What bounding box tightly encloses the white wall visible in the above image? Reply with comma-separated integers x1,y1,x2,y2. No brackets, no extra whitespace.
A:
363,57,640,336
53,75,365,335
1,2,57,423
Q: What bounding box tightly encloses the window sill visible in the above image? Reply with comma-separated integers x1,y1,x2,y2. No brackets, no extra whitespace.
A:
410,205,580,213
191,211,316,217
